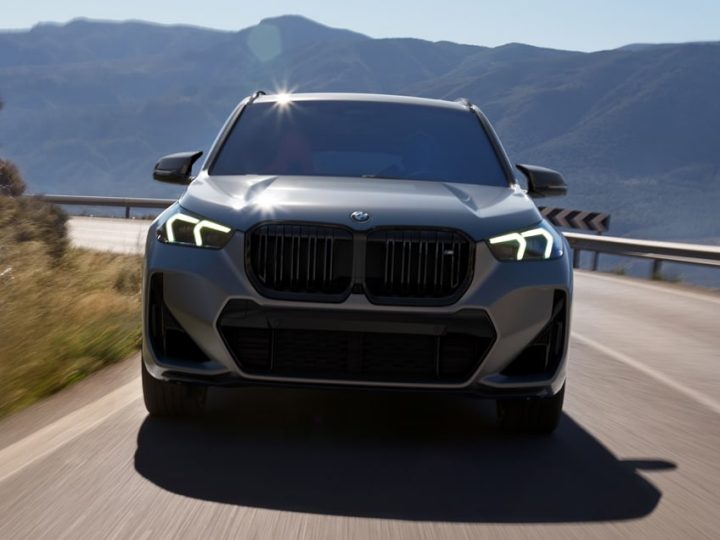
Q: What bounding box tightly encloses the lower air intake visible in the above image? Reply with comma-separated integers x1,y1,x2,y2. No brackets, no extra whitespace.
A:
220,327,491,383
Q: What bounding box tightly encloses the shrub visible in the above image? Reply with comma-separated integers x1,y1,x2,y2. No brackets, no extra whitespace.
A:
0,159,26,197
0,196,69,259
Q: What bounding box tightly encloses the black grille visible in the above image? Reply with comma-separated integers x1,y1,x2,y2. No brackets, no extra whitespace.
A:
365,229,473,303
246,224,353,300
245,223,474,305
220,327,490,383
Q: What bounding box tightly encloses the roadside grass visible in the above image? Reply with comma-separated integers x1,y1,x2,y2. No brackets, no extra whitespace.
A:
0,241,142,418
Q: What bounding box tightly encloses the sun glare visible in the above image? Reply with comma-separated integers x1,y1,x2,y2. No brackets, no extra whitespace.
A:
275,92,293,106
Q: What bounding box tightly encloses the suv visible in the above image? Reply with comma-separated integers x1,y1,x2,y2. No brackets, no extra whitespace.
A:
143,92,572,434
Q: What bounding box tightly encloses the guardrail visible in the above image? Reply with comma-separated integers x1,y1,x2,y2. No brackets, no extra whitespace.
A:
31,194,720,278
32,194,175,218
565,232,720,277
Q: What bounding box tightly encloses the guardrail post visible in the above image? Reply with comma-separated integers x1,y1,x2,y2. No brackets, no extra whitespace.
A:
652,259,662,279
592,252,600,271
573,249,581,269
125,206,130,219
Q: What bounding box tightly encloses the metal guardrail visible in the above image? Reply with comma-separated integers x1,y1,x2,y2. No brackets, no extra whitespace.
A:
32,194,175,218
540,206,611,271
565,232,720,277
31,194,720,277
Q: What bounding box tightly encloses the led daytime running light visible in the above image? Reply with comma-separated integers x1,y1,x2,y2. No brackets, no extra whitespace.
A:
165,213,199,243
488,227,556,260
489,232,527,260
165,212,231,247
193,220,232,246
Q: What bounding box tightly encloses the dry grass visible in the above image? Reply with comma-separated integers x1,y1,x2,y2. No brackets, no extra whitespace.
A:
0,217,142,417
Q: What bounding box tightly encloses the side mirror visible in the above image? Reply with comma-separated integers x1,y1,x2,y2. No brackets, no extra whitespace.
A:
153,151,203,185
516,164,567,198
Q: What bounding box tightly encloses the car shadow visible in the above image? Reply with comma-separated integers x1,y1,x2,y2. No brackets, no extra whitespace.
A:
134,386,673,523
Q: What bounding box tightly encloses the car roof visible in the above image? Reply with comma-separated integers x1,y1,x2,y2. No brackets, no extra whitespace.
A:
252,92,471,111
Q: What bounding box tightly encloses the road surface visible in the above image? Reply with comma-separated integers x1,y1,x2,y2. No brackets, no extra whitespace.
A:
1,218,719,538
67,216,151,254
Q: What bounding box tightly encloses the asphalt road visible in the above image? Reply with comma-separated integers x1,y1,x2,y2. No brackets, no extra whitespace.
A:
1,218,719,538
67,216,151,254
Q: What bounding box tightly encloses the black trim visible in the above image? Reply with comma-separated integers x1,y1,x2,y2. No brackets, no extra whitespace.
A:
364,226,475,307
157,369,558,399
468,105,517,187
204,91,267,174
216,300,496,385
501,290,567,377
153,151,203,185
147,273,212,364
243,220,476,306
244,221,356,303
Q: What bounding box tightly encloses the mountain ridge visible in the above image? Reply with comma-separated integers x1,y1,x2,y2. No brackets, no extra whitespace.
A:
0,16,718,250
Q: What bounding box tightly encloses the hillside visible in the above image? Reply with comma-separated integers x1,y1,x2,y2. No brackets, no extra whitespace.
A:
0,15,718,245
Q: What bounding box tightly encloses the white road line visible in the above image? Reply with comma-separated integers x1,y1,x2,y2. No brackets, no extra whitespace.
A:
576,271,720,306
573,332,720,416
0,379,141,484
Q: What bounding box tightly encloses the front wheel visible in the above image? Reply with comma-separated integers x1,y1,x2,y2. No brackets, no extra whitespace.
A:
496,384,565,435
141,360,207,417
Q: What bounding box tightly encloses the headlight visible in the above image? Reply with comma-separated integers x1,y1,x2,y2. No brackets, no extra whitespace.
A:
157,207,233,249
487,221,563,261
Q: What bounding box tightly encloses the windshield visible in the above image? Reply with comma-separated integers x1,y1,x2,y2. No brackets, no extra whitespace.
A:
210,100,509,187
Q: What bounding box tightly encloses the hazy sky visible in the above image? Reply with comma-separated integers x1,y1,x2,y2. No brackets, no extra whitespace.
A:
2,0,719,51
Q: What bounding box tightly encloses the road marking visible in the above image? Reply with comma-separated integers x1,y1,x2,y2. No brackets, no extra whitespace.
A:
573,332,720,416
576,271,720,306
0,379,140,484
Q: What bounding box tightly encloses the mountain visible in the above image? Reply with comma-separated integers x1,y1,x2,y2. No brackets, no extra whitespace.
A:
0,16,719,253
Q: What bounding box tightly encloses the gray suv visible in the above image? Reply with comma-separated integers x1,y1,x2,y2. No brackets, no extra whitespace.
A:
143,92,572,434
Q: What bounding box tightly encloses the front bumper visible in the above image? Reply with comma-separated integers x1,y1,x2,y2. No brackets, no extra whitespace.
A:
142,225,572,398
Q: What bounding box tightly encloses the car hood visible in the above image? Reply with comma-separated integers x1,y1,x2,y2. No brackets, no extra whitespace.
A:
179,174,543,240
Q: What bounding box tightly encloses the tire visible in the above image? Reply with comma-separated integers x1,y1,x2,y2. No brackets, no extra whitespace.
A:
496,384,565,435
141,360,207,417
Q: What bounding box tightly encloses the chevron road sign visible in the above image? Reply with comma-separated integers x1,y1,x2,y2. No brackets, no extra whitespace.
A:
539,207,610,233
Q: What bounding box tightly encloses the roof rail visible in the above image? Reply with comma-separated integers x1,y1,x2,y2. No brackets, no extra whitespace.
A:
455,97,473,108
248,90,267,103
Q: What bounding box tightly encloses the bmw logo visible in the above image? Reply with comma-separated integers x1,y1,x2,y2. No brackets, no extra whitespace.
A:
350,210,370,223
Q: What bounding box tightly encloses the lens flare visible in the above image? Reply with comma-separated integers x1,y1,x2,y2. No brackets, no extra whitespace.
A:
275,92,293,105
